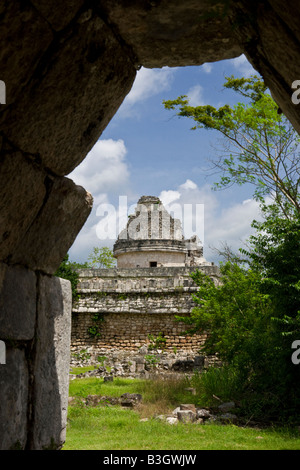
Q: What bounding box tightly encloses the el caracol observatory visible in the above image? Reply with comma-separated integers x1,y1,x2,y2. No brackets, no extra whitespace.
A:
71,195,220,370
113,195,212,268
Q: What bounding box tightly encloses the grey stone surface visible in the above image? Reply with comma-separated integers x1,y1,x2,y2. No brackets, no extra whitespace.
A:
71,265,220,355
76,265,220,283
2,16,136,176
1,0,300,451
0,1,53,107
0,263,36,340
113,196,206,268
100,0,242,67
11,177,93,274
229,1,300,136
177,410,197,423
30,0,85,31
218,401,236,412
29,275,72,450
0,151,46,261
0,348,29,450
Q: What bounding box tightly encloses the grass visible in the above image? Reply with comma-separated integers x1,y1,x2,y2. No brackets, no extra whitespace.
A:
64,405,300,450
70,366,96,375
63,376,300,450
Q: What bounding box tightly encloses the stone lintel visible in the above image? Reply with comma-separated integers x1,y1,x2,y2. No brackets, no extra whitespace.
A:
0,263,37,340
1,15,136,176
10,177,93,275
75,265,219,279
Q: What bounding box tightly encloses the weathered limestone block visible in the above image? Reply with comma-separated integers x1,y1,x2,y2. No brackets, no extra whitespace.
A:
177,410,196,423
0,348,29,450
30,0,85,31
29,275,72,450
100,0,242,67
2,15,136,175
180,404,196,412
229,1,300,136
11,176,93,274
0,1,53,107
268,0,300,43
0,150,47,261
0,263,36,340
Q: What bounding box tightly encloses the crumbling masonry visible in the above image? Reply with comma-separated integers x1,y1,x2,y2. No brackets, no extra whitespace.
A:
71,197,220,369
1,0,300,450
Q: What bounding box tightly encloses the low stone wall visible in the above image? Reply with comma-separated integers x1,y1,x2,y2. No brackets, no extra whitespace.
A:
71,266,220,361
71,347,219,380
0,263,72,450
72,309,206,353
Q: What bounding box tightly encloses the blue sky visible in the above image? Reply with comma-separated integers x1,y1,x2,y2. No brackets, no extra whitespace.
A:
68,54,264,265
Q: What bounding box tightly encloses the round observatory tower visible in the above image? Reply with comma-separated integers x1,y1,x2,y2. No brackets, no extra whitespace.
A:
113,196,209,268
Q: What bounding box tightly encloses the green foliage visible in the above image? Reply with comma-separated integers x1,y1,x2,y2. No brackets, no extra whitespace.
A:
97,355,108,366
246,204,300,333
87,312,105,338
54,253,87,301
190,366,244,406
180,263,273,374
163,75,300,213
147,332,167,351
87,246,116,269
65,377,300,450
144,354,160,368
163,74,300,423
118,293,128,301
183,204,300,422
244,204,300,414
72,349,91,363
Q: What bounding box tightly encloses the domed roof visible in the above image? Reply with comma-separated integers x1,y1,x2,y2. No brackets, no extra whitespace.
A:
114,195,183,244
113,196,206,268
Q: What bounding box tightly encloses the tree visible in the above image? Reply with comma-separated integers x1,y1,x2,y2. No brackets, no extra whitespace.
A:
164,75,300,420
87,246,116,269
179,263,274,375
178,203,300,421
163,75,300,215
54,254,85,300
244,203,300,346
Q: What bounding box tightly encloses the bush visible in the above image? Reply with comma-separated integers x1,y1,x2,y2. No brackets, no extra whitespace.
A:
190,366,245,407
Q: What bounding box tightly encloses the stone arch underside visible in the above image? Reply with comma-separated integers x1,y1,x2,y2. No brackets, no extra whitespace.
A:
0,0,300,450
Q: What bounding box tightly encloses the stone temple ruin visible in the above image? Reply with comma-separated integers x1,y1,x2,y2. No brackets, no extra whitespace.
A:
1,0,300,450
114,196,206,268
71,196,220,375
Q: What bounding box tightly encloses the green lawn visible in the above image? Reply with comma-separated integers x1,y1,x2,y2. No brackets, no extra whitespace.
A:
63,376,300,450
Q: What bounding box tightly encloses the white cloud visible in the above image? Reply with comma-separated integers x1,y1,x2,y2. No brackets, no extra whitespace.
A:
159,180,218,246
159,179,264,264
187,84,204,106
160,190,181,206
202,63,212,74
230,54,257,78
207,198,261,246
68,138,133,263
68,222,111,264
68,138,130,197
119,66,175,116
179,179,198,191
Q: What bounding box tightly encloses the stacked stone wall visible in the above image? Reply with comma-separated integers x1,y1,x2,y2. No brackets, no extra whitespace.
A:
0,264,72,450
3,0,300,451
71,266,220,359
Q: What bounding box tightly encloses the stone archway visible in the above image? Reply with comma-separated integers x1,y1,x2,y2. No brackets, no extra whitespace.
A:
0,0,299,450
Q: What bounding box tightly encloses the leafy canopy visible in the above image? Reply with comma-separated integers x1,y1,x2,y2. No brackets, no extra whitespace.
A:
54,254,88,300
87,246,116,269
163,75,300,214
164,74,300,420
178,263,274,370
243,203,300,340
